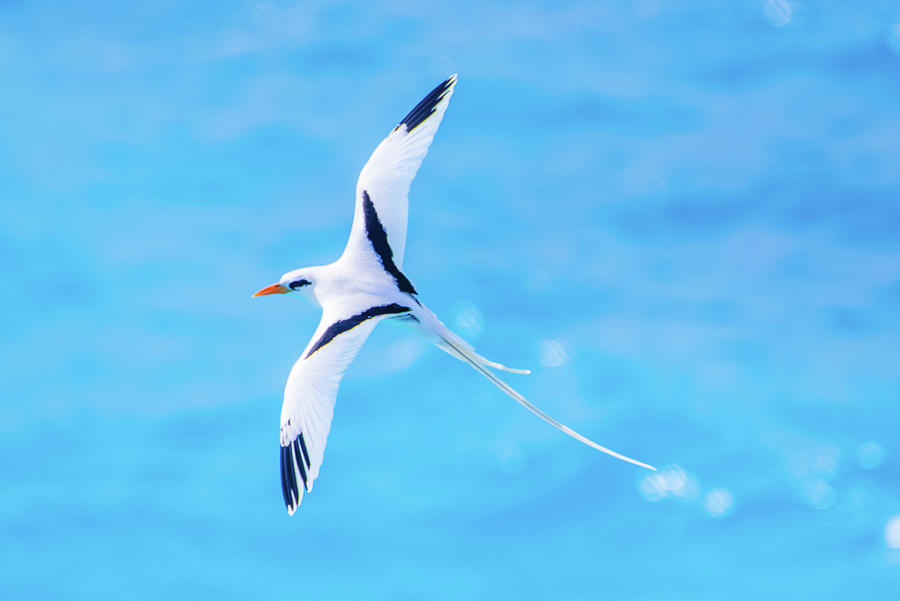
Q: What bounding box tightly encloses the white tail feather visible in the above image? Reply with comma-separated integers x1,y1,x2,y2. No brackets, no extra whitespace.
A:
432,321,531,374
474,355,531,375
441,336,656,471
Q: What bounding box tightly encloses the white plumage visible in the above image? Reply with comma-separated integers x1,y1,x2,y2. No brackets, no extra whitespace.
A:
343,74,456,268
254,75,655,515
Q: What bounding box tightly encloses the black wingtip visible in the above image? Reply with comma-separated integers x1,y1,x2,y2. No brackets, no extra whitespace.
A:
280,433,316,515
397,74,456,134
292,437,309,491
280,444,294,511
298,433,312,470
281,442,305,514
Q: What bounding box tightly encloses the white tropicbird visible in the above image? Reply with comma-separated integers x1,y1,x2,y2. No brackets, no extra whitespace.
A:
254,75,656,515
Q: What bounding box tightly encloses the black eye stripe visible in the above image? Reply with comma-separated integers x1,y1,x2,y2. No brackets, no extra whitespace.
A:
289,279,311,290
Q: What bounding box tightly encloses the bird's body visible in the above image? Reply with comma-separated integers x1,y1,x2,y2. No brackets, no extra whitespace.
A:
254,75,655,515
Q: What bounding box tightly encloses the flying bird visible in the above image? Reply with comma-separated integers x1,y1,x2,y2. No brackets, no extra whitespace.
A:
254,75,655,515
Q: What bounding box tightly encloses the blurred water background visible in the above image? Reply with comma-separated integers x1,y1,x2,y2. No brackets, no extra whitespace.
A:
2,1,900,599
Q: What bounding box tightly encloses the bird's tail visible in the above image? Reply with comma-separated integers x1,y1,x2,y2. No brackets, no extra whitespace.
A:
436,325,531,375
435,329,656,471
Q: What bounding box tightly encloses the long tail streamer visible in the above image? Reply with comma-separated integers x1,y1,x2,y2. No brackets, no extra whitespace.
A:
442,336,656,471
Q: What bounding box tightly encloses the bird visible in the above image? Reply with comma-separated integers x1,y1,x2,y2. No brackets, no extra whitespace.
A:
254,74,656,515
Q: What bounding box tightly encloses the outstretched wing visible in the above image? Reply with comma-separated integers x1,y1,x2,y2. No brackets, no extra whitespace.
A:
278,300,411,515
342,75,457,269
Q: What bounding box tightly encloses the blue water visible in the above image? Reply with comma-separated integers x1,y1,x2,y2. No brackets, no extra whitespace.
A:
2,1,900,598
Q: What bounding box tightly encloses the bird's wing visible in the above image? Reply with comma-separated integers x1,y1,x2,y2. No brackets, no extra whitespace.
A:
342,75,457,269
278,299,412,515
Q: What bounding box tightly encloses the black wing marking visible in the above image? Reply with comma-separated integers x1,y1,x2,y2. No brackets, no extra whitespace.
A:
304,303,411,360
396,75,456,134
280,443,296,510
362,191,417,295
281,438,310,513
279,444,290,507
292,438,308,486
297,433,311,470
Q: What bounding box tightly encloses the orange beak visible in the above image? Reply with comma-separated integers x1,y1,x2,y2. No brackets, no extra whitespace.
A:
253,283,290,297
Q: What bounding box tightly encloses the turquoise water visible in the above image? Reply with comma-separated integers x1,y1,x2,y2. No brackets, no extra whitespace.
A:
2,1,900,598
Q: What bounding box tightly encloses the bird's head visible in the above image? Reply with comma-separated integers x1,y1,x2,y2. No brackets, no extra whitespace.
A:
253,268,316,302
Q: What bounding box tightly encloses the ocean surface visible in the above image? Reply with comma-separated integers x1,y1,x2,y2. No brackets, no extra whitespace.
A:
2,1,900,599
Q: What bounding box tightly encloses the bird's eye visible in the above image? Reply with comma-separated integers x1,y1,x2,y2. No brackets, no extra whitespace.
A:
289,279,311,290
